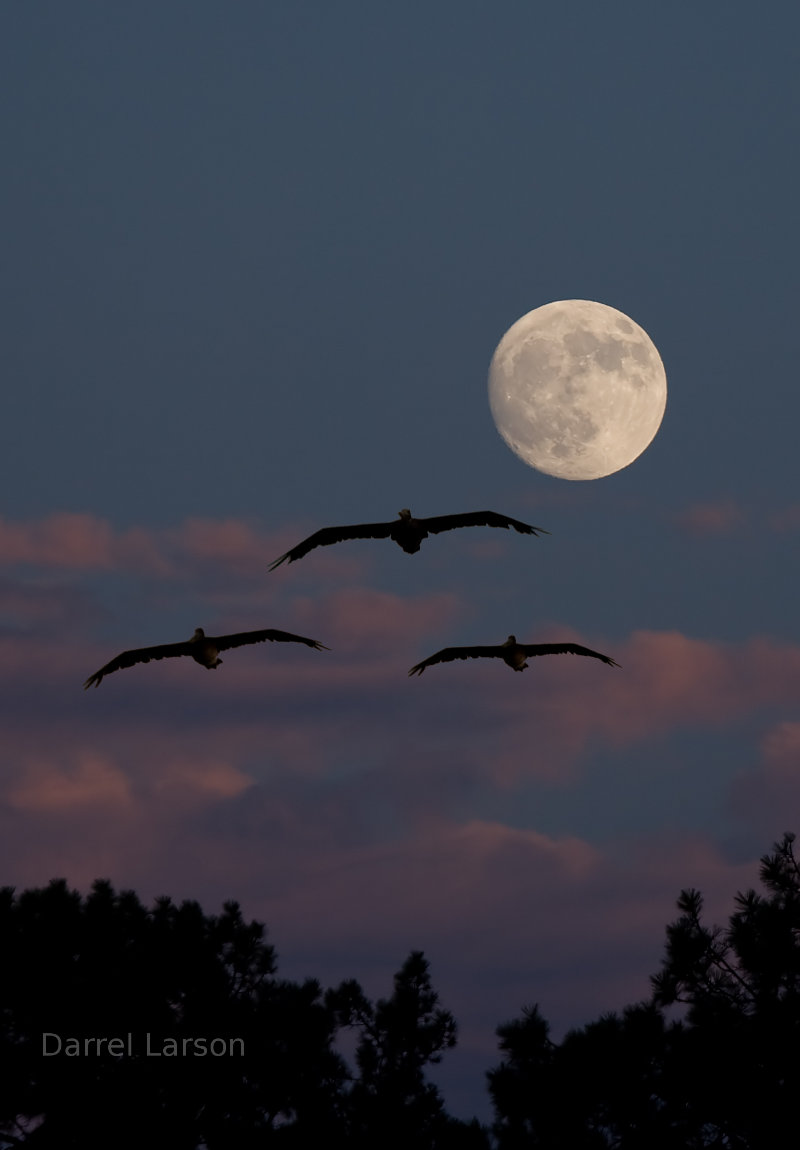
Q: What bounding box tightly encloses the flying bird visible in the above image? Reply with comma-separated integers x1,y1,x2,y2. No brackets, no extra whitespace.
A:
84,627,330,688
269,508,548,569
408,635,619,676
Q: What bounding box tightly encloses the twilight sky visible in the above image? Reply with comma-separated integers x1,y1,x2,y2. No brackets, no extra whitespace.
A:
2,0,799,1120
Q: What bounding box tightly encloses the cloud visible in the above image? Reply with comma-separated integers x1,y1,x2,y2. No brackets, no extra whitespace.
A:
170,517,366,581
464,629,800,784
768,505,800,532
7,615,800,797
292,585,463,652
0,576,100,636
0,718,775,1121
0,514,172,574
153,759,255,802
0,787,757,1051
672,500,746,535
0,512,369,584
601,630,800,737
669,501,800,536
728,721,800,833
7,753,134,812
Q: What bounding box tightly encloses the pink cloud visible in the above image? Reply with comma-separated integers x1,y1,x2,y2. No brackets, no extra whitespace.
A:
8,753,134,812
169,517,367,580
8,620,800,795
152,759,255,802
191,820,760,1042
0,714,776,1100
0,509,557,589
3,750,258,816
0,512,369,582
768,505,800,532
292,586,463,652
1,794,756,1048
729,721,800,831
0,578,99,634
472,629,800,782
596,631,800,737
0,514,173,574
761,721,800,767
0,514,116,568
673,500,746,535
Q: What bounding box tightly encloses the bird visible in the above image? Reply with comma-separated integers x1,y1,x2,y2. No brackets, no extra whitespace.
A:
84,627,330,688
408,635,619,676
268,508,549,569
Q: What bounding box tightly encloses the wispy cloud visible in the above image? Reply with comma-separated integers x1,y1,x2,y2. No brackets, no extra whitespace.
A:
7,753,134,812
768,505,800,532
6,614,800,788
0,514,172,574
395,627,800,786
672,500,747,535
729,721,800,833
0,512,369,582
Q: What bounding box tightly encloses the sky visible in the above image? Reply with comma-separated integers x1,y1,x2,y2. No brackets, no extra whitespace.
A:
1,0,799,1122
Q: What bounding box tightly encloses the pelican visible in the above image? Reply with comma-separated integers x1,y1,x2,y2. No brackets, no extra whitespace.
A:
408,635,619,676
269,508,548,569
84,627,330,688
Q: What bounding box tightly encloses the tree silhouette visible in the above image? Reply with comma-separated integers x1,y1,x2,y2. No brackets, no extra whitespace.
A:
327,951,488,1148
0,880,486,1148
0,878,346,1147
649,831,800,1147
489,1001,685,1149
489,833,800,1148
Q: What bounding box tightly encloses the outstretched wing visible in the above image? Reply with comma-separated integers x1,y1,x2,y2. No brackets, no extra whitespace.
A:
212,629,330,652
269,521,395,569
521,642,619,667
408,645,507,676
420,510,549,537
83,641,193,689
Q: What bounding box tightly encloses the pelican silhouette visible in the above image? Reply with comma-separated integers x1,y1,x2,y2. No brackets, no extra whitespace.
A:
269,508,548,569
84,627,330,688
408,635,619,676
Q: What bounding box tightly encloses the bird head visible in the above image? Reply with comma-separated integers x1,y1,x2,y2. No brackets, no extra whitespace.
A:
503,635,517,646
191,628,206,640
398,508,412,520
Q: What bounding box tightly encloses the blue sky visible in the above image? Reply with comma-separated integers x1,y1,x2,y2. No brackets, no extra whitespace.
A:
1,0,799,1121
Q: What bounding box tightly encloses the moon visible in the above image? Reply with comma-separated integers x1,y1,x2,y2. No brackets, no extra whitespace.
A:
488,300,667,480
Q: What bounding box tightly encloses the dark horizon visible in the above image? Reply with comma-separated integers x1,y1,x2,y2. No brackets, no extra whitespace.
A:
4,833,798,1145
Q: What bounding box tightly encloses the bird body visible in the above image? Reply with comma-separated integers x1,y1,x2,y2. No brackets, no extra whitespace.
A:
84,627,329,688
500,635,529,671
390,508,428,554
187,627,222,669
269,508,548,569
408,636,619,676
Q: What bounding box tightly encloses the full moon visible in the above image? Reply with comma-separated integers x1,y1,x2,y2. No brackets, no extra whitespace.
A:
488,300,667,480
